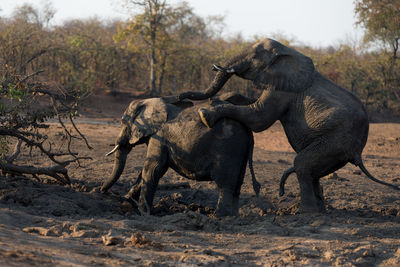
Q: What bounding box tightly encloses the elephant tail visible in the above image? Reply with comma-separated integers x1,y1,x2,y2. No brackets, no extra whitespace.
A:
279,166,296,197
248,131,261,196
354,156,400,191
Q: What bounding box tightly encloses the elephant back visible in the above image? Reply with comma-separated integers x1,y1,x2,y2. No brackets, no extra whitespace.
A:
161,103,251,181
162,101,250,157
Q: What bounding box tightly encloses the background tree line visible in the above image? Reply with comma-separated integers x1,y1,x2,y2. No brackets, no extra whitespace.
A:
1,0,399,115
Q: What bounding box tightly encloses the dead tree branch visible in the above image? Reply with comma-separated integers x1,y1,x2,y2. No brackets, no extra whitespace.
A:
0,162,70,185
0,72,92,184
5,140,22,163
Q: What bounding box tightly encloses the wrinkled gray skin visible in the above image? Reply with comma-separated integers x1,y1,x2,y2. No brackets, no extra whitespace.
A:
179,38,399,213
101,94,261,217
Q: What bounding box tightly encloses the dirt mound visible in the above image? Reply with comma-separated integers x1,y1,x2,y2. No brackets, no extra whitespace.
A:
0,176,119,218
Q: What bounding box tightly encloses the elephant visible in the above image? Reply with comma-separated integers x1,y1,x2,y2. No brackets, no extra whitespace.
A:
100,94,261,217
179,38,400,213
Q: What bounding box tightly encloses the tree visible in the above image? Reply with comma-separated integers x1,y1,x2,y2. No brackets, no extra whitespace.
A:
0,6,50,77
355,0,400,99
0,70,92,184
115,0,195,96
53,19,113,95
0,4,91,183
355,0,400,59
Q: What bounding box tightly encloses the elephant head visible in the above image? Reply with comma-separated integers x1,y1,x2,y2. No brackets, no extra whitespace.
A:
180,38,316,100
101,97,176,193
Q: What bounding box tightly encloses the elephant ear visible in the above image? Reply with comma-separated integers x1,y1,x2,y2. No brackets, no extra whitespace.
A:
264,40,315,93
126,98,168,145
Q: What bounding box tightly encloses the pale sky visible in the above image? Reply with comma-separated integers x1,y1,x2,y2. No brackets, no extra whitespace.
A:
0,0,364,47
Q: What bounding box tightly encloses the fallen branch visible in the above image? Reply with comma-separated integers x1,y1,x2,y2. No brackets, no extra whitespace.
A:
0,128,67,166
0,162,70,185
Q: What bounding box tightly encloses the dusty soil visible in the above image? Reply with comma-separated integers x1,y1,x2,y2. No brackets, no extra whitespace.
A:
1,95,400,266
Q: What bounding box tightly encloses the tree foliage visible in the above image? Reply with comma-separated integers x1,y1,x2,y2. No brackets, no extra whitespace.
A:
355,0,400,100
114,0,228,95
0,0,399,121
355,0,400,50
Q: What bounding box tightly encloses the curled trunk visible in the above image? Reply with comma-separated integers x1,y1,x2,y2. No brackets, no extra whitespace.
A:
100,146,131,193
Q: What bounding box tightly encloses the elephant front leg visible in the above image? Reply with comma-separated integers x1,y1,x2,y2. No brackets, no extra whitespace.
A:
198,89,291,132
138,158,168,214
138,141,168,214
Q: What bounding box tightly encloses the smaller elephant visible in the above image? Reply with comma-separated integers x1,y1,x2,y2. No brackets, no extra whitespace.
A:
101,94,261,217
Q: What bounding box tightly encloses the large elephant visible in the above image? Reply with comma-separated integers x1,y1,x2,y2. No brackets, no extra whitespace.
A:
179,38,399,213
100,94,260,217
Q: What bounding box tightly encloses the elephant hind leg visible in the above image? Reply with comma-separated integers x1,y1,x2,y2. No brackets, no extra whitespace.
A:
294,139,348,213
213,162,245,217
125,172,143,201
294,169,321,213
231,156,248,216
216,188,235,217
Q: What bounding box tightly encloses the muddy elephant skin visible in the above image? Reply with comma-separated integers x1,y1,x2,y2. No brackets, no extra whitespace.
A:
101,94,260,217
179,38,399,213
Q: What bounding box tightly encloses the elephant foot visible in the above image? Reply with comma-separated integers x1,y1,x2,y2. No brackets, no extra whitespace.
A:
120,198,142,215
198,108,217,128
125,185,141,201
121,195,138,207
315,187,326,212
297,202,324,214
216,208,233,217
316,201,326,213
99,186,108,194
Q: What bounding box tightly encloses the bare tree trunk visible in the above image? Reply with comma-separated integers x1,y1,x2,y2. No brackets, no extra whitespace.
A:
390,38,399,100
157,52,168,95
150,47,157,96
148,10,158,96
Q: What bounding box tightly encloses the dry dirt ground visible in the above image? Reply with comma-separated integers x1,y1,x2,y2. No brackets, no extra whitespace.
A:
1,96,400,266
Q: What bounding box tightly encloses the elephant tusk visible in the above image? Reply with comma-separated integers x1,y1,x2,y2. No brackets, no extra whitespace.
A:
105,145,119,157
212,64,235,74
212,64,224,72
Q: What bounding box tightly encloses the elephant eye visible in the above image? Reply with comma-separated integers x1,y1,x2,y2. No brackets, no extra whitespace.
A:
121,114,131,123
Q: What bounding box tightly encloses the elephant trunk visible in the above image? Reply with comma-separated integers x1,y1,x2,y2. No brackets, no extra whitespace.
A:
180,70,232,100
100,146,131,193
205,70,232,96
